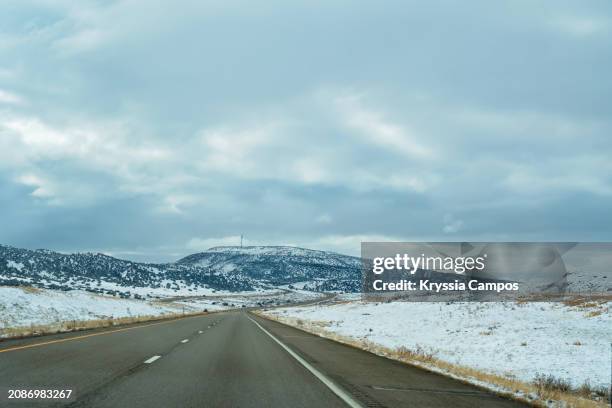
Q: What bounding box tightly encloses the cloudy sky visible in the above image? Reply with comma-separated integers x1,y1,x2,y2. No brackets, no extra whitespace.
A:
1,1,611,261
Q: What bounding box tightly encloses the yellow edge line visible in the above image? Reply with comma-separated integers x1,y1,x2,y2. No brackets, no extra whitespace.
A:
0,314,204,354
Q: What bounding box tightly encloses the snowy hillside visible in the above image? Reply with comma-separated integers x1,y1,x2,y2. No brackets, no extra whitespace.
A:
567,269,611,294
0,244,360,298
0,286,188,336
176,245,361,292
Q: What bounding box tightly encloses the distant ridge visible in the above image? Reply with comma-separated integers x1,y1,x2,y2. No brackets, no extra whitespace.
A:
0,244,361,299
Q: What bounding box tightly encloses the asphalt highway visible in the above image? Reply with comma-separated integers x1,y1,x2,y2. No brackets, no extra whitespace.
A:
0,311,526,407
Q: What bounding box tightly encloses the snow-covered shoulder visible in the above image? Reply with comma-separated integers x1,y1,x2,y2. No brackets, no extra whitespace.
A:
263,300,611,389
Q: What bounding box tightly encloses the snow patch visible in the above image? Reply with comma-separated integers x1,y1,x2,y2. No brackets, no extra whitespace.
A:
6,260,25,271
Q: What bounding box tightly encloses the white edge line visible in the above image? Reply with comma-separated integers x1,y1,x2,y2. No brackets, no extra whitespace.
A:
144,355,161,364
247,315,363,408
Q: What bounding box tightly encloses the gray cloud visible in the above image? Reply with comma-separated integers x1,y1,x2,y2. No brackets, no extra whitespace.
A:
0,0,610,260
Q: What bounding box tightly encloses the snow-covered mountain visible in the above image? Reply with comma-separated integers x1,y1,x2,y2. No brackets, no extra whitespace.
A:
0,245,361,298
177,246,361,292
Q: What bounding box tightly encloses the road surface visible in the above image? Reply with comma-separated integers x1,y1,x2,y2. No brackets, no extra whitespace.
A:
0,312,526,407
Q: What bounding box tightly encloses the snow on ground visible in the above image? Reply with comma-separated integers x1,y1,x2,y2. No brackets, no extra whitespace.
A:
0,286,186,332
0,285,326,336
173,289,324,311
207,246,333,257
6,260,25,272
54,279,279,299
92,280,226,298
264,300,611,389
172,299,236,312
172,297,252,311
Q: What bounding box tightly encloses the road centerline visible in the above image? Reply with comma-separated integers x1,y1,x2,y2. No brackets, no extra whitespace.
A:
143,355,161,364
0,316,207,354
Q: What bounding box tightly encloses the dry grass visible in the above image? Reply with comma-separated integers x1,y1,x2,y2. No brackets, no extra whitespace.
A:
512,293,612,305
561,295,610,320
257,312,609,408
585,309,606,318
562,295,611,308
533,375,611,405
534,373,571,398
0,311,209,340
20,286,42,294
395,345,436,363
576,381,610,401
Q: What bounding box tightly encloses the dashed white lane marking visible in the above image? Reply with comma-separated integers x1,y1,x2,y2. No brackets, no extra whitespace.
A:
181,339,189,343
247,316,364,408
144,355,161,364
